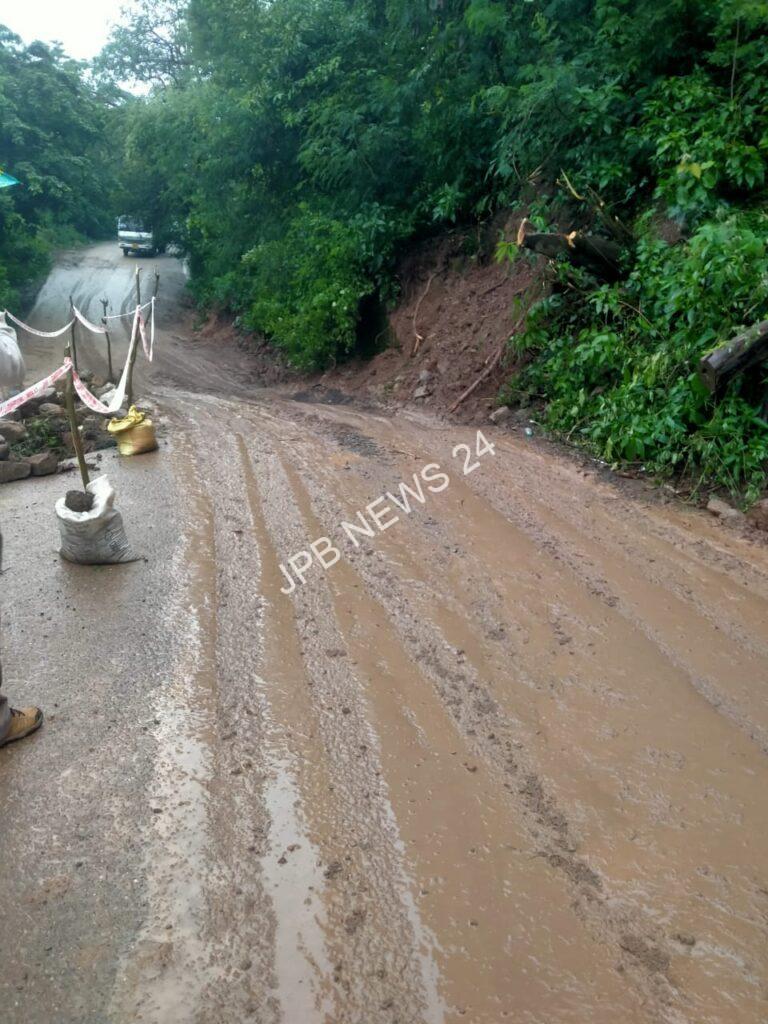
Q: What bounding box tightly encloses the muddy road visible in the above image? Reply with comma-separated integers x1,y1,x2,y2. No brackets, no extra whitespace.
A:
1,243,767,1024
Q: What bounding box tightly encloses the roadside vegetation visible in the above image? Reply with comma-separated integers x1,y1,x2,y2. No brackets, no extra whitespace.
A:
6,1,768,498
0,27,119,307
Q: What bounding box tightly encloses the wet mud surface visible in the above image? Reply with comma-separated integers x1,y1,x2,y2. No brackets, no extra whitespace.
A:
1,244,767,1023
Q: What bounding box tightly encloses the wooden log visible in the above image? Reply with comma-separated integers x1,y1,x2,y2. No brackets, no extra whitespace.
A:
699,320,768,394
516,218,624,281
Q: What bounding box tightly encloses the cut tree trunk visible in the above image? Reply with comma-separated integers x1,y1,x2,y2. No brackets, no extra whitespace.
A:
516,218,624,281
699,320,768,394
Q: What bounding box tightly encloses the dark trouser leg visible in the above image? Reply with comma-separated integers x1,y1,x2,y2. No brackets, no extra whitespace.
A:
0,665,9,742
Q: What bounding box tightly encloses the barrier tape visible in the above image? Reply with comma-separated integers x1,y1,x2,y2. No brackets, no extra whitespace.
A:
0,305,142,418
1,293,157,417
5,311,75,338
73,307,107,335
72,305,142,414
71,366,117,414
0,361,70,419
138,299,155,361
103,300,152,322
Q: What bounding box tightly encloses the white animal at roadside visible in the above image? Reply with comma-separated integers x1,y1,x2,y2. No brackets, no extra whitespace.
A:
0,312,24,397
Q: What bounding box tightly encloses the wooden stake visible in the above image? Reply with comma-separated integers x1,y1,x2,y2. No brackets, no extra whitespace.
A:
100,297,114,382
64,345,89,491
68,295,79,372
126,268,142,409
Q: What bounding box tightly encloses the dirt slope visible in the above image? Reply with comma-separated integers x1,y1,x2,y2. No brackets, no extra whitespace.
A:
317,226,541,423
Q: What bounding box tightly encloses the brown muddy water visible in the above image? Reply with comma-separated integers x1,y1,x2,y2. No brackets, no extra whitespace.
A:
0,244,766,1024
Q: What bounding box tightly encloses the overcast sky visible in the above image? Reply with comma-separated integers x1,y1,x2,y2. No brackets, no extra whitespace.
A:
2,0,127,60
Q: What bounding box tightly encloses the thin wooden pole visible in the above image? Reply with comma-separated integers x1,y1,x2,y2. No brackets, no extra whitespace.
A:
64,343,89,491
100,297,114,382
126,268,142,409
68,295,79,372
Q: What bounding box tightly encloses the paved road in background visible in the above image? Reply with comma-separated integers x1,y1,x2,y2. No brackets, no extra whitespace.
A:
1,243,767,1024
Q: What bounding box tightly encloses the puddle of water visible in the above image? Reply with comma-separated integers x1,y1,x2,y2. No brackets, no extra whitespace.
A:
254,682,336,1022
109,510,221,1022
237,432,444,1022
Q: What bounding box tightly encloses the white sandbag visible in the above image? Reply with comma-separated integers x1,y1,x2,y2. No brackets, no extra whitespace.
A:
55,475,138,564
0,312,24,394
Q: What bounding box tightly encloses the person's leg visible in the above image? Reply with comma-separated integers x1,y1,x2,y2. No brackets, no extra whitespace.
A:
0,675,11,742
0,528,8,742
0,527,43,748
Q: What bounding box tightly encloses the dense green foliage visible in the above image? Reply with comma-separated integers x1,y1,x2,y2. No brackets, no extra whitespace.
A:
502,1,768,498
0,26,118,308
99,0,767,493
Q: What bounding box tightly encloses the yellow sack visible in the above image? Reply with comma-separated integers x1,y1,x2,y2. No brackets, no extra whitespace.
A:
108,405,159,456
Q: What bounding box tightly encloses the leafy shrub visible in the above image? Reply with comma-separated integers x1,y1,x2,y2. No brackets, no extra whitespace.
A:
507,211,768,499
241,209,378,370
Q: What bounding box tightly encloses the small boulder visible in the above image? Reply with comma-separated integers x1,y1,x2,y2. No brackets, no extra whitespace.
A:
0,420,27,443
27,451,59,477
39,403,67,418
489,406,511,425
0,459,31,483
706,497,743,522
413,385,431,399
24,387,58,414
746,498,768,532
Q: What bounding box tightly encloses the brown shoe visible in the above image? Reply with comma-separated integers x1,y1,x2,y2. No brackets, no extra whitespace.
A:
0,706,44,747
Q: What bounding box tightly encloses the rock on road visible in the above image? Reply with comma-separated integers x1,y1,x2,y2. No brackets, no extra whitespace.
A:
1,243,767,1024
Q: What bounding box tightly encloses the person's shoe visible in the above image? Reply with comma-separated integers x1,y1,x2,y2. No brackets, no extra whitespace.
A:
0,706,44,747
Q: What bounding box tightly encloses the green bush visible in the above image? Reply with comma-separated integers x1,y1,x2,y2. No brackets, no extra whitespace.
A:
508,211,768,499
236,206,408,369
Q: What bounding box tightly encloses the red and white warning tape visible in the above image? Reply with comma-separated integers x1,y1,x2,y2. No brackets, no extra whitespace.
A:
103,300,152,322
138,298,155,361
0,362,71,419
73,307,107,335
0,301,147,418
5,312,75,338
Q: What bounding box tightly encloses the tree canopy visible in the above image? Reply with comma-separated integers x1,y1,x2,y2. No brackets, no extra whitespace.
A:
4,0,768,496
0,26,119,306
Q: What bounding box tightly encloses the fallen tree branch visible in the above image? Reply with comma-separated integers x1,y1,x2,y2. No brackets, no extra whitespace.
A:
516,218,625,281
449,343,505,414
558,170,635,247
699,319,768,394
412,273,435,357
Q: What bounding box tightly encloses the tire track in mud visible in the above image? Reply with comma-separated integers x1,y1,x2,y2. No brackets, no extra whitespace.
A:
248,399,768,1024
135,387,768,1024
232,429,442,1024
110,430,227,1024
275,452,655,1024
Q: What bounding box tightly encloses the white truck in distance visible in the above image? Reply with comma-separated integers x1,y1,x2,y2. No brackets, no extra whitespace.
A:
117,216,156,257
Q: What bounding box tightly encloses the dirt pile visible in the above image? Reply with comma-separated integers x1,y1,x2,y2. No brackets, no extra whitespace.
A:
206,217,543,424
321,224,542,422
